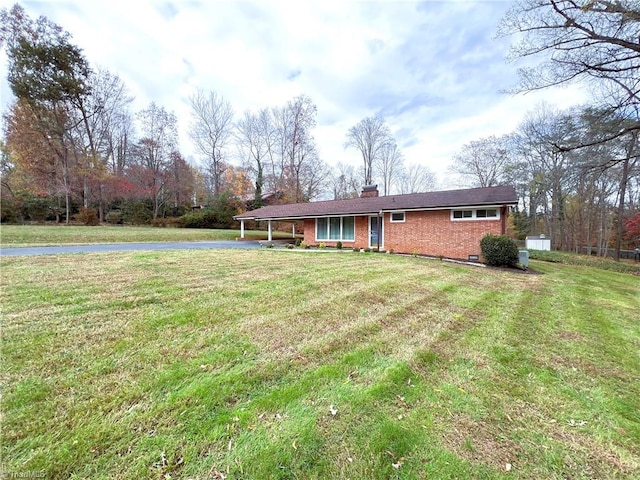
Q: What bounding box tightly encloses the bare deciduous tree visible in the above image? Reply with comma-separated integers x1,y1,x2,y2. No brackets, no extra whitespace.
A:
69,68,133,218
397,163,437,194
107,109,133,177
499,1,640,256
189,89,233,196
271,95,320,202
515,104,579,248
236,97,327,205
498,0,640,139
345,116,393,185
450,135,513,188
133,102,178,219
331,162,361,200
376,141,403,195
236,108,272,208
299,157,330,201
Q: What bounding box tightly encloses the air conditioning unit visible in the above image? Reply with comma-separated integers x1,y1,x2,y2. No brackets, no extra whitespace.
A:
519,250,529,267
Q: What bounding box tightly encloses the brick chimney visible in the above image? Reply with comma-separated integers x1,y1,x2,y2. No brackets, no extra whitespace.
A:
361,185,379,198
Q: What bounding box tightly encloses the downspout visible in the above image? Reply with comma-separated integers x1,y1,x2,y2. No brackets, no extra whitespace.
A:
377,210,382,251
501,206,507,235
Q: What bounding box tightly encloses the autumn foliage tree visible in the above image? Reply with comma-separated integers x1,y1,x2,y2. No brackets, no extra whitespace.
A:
1,4,92,222
624,211,640,247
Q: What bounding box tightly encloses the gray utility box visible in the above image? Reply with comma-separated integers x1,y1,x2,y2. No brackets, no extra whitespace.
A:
519,250,529,267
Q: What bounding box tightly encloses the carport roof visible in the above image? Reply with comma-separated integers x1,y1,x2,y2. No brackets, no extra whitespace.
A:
234,185,518,221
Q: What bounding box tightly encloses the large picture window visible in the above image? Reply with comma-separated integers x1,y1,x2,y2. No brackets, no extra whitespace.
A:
316,216,355,241
329,217,341,240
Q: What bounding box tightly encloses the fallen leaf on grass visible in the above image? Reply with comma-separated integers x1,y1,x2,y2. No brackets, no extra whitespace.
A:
568,419,588,427
210,468,226,479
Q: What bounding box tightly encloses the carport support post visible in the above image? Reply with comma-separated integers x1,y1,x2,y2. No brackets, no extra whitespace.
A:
292,224,295,238
240,220,245,239
268,220,272,242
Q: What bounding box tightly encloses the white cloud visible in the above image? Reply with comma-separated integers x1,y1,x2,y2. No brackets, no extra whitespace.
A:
1,0,589,188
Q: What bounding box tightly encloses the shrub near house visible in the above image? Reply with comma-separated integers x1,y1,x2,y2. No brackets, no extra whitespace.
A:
480,234,519,267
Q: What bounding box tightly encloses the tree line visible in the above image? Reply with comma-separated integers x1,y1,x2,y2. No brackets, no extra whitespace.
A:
450,0,640,259
0,4,434,226
449,104,639,257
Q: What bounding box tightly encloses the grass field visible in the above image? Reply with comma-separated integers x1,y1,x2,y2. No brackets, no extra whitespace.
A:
2,249,639,479
0,225,292,246
528,249,640,274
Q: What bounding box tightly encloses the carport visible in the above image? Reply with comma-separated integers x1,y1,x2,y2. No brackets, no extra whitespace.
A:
238,218,297,242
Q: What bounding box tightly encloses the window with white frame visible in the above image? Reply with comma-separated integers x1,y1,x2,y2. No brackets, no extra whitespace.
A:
452,210,473,219
390,211,405,223
476,209,498,218
451,208,500,221
316,216,355,241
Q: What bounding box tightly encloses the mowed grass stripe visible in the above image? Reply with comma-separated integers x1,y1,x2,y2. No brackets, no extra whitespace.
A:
0,224,290,246
2,250,639,479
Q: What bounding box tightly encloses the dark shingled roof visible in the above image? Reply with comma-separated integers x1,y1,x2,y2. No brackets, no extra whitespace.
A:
235,185,518,221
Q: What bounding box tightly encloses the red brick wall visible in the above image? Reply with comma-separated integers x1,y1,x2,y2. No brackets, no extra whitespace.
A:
303,208,507,258
354,216,369,248
384,210,505,259
303,219,315,245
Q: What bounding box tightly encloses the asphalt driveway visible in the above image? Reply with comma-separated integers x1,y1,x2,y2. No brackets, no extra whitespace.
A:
0,240,263,256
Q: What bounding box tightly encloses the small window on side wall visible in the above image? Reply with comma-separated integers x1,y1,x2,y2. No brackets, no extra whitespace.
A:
476,209,498,218
390,211,405,223
453,210,473,219
451,208,500,221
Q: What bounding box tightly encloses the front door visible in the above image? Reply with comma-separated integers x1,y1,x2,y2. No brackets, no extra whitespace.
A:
369,215,384,249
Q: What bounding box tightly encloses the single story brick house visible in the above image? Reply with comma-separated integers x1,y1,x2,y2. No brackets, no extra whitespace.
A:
234,185,518,260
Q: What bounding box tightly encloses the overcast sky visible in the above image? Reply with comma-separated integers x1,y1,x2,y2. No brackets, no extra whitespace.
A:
0,0,588,186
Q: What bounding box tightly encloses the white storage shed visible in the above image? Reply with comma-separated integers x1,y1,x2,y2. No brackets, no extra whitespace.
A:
526,234,551,251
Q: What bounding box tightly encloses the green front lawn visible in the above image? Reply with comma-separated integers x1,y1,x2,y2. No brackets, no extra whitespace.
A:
2,250,638,479
0,225,293,246
528,249,640,274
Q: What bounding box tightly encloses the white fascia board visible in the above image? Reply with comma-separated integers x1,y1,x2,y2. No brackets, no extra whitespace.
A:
381,204,510,213
446,204,509,211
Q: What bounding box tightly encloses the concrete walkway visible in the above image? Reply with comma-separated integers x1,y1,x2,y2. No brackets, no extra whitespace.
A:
0,241,263,257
